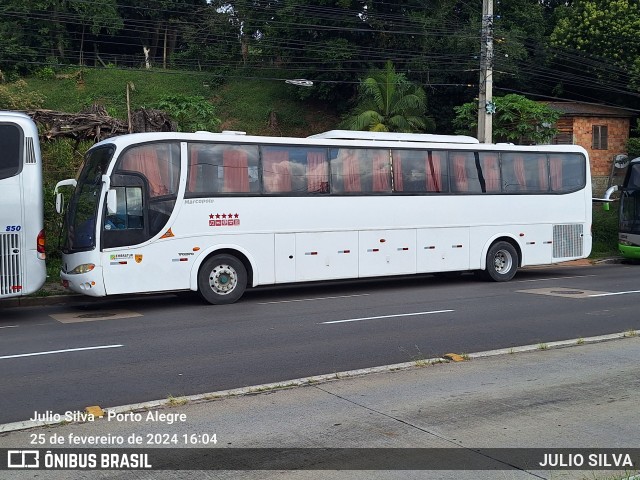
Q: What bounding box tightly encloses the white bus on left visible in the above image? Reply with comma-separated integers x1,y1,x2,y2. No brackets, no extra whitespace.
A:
0,111,46,298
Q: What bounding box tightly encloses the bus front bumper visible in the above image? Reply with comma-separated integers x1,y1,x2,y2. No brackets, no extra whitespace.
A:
60,267,106,297
619,244,640,259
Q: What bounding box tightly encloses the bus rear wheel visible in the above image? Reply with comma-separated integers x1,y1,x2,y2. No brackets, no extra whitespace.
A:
483,241,518,282
198,254,247,305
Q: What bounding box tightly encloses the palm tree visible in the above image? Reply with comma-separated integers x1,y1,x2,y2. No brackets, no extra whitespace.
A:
340,61,433,133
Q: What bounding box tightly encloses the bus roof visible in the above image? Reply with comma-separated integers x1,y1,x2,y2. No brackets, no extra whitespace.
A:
308,130,480,144
91,130,587,156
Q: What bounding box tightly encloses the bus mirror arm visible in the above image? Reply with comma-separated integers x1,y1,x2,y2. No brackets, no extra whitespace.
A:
592,185,619,211
54,178,77,193
102,175,118,215
54,178,78,214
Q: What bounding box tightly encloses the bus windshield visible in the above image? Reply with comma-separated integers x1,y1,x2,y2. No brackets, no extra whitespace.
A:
619,163,640,235
62,146,114,253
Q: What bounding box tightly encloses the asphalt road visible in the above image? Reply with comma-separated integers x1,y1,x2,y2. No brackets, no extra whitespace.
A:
1,262,639,425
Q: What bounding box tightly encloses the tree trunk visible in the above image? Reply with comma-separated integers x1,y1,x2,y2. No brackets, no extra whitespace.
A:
79,24,85,65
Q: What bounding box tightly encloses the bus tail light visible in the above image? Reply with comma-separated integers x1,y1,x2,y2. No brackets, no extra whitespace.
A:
37,229,46,260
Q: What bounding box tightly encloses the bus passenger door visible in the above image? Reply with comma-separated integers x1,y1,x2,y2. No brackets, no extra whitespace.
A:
100,174,181,295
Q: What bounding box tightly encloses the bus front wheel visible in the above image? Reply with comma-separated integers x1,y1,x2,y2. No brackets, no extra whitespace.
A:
198,254,247,305
483,241,518,282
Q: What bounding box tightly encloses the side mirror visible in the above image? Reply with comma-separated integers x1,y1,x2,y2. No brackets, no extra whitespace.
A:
54,178,77,215
106,189,118,215
55,192,64,214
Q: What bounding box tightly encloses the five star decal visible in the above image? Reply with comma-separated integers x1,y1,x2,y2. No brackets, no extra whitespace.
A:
209,213,241,227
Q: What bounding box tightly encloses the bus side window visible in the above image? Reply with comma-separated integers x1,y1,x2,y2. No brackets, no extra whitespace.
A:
186,143,259,195
104,186,143,230
501,154,527,192
222,145,259,193
188,144,219,193
550,153,585,192
478,153,501,193
330,148,390,194
369,149,391,193
262,148,292,193
261,146,328,194
392,150,426,193
450,152,482,193
306,149,329,193
330,148,361,193
501,153,550,193
118,143,180,197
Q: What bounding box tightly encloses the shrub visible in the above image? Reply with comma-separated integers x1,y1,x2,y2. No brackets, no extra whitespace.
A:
0,79,45,109
591,204,619,257
153,94,220,132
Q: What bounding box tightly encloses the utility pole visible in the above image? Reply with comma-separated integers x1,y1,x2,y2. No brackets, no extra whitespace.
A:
477,0,494,143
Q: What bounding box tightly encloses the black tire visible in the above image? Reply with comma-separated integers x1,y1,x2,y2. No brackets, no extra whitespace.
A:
483,241,518,282
197,254,247,305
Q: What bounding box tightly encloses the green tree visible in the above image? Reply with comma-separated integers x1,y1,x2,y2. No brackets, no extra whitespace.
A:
340,61,433,133
453,94,560,144
550,0,640,90
550,0,640,64
70,0,123,65
117,0,206,68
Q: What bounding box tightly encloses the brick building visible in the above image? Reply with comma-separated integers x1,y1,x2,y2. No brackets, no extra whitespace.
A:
545,102,635,195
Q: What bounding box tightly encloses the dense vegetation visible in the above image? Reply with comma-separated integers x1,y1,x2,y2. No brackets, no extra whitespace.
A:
3,0,640,132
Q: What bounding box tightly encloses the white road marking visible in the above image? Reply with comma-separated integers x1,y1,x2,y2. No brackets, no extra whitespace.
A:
321,310,454,325
0,344,124,360
259,294,370,305
0,325,18,329
589,290,640,298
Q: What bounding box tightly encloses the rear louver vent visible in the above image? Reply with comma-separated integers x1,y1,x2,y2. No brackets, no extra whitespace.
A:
0,233,22,296
553,224,583,259
25,137,36,164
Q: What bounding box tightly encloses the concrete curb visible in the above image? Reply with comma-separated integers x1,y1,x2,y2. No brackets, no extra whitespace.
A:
1,330,635,434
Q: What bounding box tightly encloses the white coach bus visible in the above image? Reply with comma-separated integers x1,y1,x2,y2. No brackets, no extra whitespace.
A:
0,111,46,298
55,130,591,304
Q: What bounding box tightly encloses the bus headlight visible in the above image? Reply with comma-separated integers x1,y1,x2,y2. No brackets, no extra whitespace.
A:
69,263,96,274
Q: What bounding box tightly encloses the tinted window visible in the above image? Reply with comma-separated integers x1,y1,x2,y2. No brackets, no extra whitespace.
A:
391,150,449,193
187,143,259,194
550,153,586,192
117,143,181,197
449,151,483,193
330,148,391,194
501,153,549,193
0,124,22,180
261,146,329,194
116,142,181,239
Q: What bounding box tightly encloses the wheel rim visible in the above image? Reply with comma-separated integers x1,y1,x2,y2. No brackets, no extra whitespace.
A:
209,264,238,295
493,249,513,274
